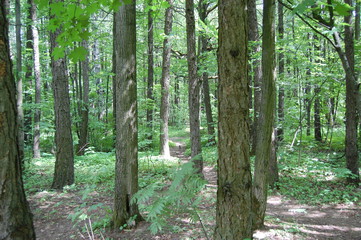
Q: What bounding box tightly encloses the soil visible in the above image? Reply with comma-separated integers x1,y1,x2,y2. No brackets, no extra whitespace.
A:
28,138,361,240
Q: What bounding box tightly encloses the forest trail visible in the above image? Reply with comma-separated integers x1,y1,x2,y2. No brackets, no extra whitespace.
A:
28,137,361,239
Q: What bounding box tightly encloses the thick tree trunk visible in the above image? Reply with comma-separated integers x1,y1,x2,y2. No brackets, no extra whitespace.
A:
50,0,75,190
186,0,203,174
198,0,216,145
214,1,253,239
253,0,276,230
113,1,142,228
248,0,262,155
0,3,36,238
159,0,173,157
77,40,89,156
146,0,154,141
28,0,42,159
15,0,25,162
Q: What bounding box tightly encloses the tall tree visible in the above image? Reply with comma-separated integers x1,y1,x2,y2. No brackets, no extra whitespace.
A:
277,1,285,142
0,1,36,237
186,0,203,174
15,0,25,162
198,0,216,145
77,40,90,156
146,0,154,141
28,0,42,159
248,0,262,154
253,0,276,229
214,1,253,239
159,0,173,157
50,0,75,189
356,0,360,40
113,0,142,228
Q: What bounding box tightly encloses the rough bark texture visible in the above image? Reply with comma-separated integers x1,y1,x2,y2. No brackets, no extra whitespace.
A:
356,0,360,40
113,1,142,228
146,0,154,141
277,1,285,142
50,0,75,190
0,2,36,238
214,0,253,239
198,0,215,145
77,40,89,156
253,0,276,230
248,0,262,155
314,85,322,142
186,0,203,174
343,0,360,185
15,0,25,162
28,0,42,159
159,0,173,157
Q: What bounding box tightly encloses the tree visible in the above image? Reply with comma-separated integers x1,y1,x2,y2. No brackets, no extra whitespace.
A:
77,40,90,156
186,0,203,174
146,0,154,142
277,1,285,142
28,0,42,159
253,0,276,229
214,0,253,239
159,0,173,157
50,0,75,189
0,1,36,238
113,0,142,228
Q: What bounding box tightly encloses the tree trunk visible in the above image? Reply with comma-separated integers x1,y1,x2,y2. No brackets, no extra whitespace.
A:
342,0,360,185
15,0,25,162
253,0,276,230
0,3,36,237
277,1,285,142
186,0,203,175
356,0,360,40
214,1,253,239
159,0,173,157
146,0,154,141
314,85,322,142
113,1,142,228
77,40,89,156
28,0,42,159
198,0,215,145
248,0,262,155
50,0,75,190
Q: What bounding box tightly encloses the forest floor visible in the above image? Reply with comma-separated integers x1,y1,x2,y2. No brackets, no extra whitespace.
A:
28,137,361,239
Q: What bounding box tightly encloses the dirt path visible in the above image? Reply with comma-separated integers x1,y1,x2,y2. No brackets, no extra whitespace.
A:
28,137,361,239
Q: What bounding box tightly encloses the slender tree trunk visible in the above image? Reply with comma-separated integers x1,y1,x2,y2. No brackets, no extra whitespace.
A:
253,0,276,230
214,1,253,239
147,0,154,141
198,0,215,145
314,85,322,141
0,3,36,237
186,0,203,174
356,0,360,40
248,0,262,155
50,0,75,190
113,1,142,228
77,40,89,156
159,0,173,157
15,0,24,162
28,0,42,159
277,1,285,142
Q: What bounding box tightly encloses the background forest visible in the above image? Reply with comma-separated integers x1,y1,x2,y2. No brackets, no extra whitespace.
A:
1,0,361,239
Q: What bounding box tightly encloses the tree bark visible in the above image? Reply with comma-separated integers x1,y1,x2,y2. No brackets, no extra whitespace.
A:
277,1,285,142
186,0,203,175
113,1,142,228
248,0,262,155
356,0,360,40
50,0,75,190
314,85,322,142
159,0,173,157
146,0,154,141
0,2,36,237
214,1,253,239
253,0,276,230
77,40,89,156
28,0,42,159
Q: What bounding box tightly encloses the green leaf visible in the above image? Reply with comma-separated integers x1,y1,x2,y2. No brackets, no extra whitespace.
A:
69,46,88,62
333,0,352,16
293,0,316,14
52,47,65,60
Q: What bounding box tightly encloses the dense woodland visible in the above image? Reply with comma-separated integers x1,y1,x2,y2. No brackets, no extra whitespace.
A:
1,0,361,239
